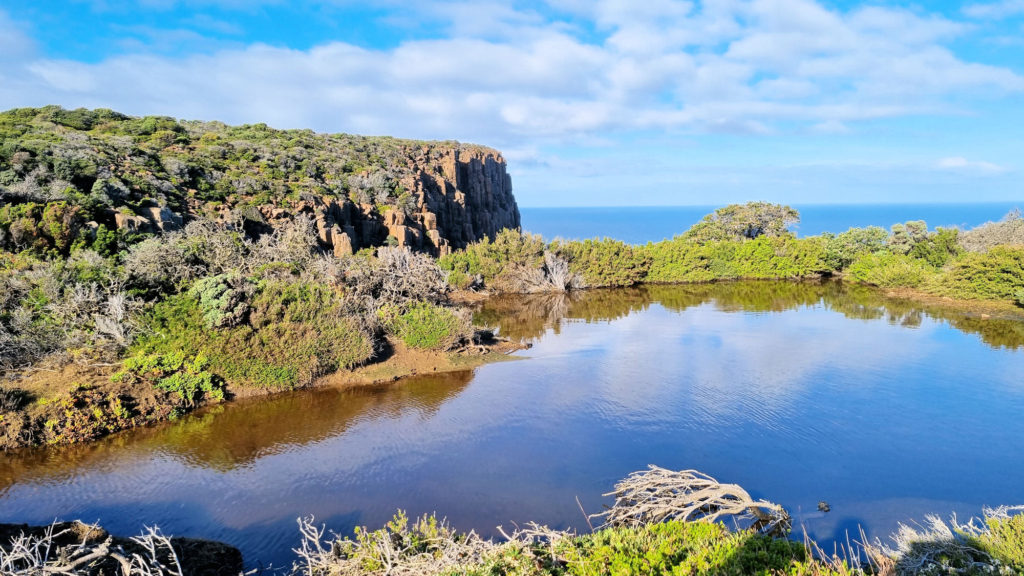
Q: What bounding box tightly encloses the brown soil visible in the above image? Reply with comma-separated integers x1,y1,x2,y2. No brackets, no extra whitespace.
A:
319,336,523,387
879,286,1024,319
1,336,524,451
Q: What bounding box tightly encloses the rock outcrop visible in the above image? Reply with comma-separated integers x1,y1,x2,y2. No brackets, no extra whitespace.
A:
252,146,520,256
0,107,520,257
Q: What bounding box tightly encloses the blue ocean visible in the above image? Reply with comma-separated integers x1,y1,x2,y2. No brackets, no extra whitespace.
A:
520,203,1021,244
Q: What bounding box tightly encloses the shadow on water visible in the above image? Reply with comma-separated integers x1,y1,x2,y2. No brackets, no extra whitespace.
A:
476,280,1024,350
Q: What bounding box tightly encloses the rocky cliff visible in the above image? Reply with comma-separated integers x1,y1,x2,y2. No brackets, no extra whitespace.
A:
258,146,519,257
0,106,520,257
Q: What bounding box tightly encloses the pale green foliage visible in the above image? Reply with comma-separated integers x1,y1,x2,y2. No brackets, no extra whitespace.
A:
845,252,934,288
379,302,470,350
823,226,888,270
187,274,251,328
682,202,799,245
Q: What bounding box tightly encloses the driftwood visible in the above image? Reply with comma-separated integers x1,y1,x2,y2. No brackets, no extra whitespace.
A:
592,466,792,536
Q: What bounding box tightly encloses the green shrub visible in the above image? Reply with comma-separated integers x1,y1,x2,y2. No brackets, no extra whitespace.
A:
845,252,935,288
552,238,652,287
439,229,545,289
114,351,224,408
381,302,467,350
935,246,1024,301
644,236,826,284
823,226,888,270
559,521,807,576
187,274,251,328
971,511,1024,572
134,281,373,389
682,202,799,245
909,227,962,267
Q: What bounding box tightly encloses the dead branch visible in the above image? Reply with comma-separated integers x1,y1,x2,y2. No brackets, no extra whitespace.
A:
592,466,791,536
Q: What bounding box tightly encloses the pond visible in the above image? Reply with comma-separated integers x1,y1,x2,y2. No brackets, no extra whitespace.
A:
2,281,1024,570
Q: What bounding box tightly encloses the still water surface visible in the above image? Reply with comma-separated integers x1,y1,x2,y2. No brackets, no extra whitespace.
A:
2,281,1024,569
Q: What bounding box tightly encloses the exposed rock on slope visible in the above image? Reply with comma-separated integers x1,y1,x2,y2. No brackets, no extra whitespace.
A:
0,106,519,257
263,146,519,256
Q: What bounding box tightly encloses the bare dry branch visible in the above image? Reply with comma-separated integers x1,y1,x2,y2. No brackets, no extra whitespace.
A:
592,466,792,536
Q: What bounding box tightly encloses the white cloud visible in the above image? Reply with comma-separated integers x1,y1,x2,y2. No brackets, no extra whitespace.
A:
936,156,1008,174
963,0,1024,19
0,1,1022,146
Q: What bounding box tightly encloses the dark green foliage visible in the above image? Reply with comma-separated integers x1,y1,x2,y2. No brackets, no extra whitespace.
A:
909,227,961,267
553,238,652,287
681,202,799,244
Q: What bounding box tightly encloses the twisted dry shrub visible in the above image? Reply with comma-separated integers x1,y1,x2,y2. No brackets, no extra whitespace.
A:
342,246,449,312
959,210,1024,253
593,466,792,537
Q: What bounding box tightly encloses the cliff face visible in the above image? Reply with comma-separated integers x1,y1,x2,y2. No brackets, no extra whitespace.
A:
264,146,520,257
0,106,520,257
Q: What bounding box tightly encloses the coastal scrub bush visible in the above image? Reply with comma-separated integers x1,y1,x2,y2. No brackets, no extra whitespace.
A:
908,227,961,267
439,229,546,290
959,209,1024,253
845,252,934,288
822,226,888,270
935,246,1024,300
380,301,470,350
134,281,373,389
729,236,827,279
888,220,929,255
114,351,224,408
187,273,252,328
681,202,799,244
644,237,826,283
969,508,1024,572
559,522,808,576
552,237,652,287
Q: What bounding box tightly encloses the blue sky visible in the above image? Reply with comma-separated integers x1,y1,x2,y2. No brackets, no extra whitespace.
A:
1,0,1022,207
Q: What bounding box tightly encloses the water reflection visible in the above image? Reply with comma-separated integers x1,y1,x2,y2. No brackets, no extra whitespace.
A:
477,280,1024,350
1,371,474,487
2,282,1023,569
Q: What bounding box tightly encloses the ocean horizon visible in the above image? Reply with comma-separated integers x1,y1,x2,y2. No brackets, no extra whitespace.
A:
519,202,1022,245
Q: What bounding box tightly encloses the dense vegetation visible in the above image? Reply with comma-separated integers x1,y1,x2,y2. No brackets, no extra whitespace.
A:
288,506,1024,576
441,204,1024,307
0,105,459,256
2,106,1022,450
